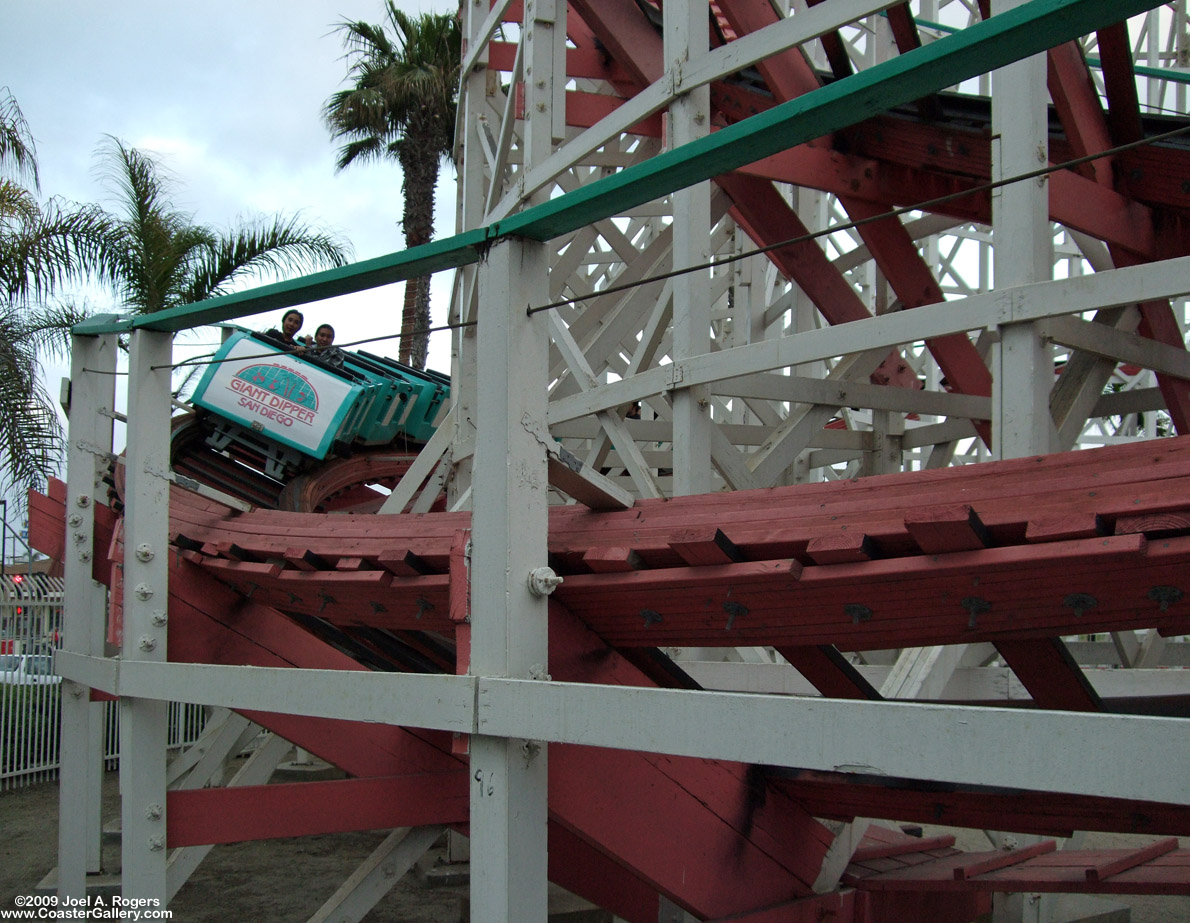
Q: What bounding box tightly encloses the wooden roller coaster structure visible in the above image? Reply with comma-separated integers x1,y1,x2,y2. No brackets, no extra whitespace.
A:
40,0,1190,920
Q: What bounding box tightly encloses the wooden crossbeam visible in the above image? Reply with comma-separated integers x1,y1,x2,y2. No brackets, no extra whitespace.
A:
852,834,957,863
777,645,883,700
994,638,1104,712
952,841,1056,880
1085,838,1179,882
167,772,469,847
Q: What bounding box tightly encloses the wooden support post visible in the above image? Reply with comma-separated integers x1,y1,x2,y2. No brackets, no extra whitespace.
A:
58,333,117,896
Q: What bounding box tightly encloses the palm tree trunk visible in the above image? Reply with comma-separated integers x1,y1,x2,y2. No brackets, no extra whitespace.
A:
399,139,441,370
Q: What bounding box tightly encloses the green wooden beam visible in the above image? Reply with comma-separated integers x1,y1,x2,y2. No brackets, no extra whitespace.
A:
74,0,1160,337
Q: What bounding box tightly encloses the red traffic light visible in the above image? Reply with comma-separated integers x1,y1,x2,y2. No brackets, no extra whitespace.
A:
11,574,23,584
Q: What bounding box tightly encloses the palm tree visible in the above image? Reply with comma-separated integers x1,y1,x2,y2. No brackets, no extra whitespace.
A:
86,137,350,315
1,90,112,499
324,4,460,370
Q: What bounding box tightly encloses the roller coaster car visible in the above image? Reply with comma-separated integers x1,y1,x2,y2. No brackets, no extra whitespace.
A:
190,328,449,481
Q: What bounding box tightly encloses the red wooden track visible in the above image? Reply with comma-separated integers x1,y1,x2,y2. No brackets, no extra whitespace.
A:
30,437,1190,920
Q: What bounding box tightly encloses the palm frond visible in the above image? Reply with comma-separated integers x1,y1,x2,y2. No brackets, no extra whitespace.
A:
1,196,124,303
181,213,350,305
0,308,62,497
0,89,40,190
20,301,93,359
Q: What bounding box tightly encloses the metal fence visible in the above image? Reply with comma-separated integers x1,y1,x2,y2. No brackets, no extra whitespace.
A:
0,572,205,790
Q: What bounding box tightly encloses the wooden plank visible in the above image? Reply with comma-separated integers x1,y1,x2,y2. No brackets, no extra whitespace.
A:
852,835,957,862
776,645,882,700
215,541,260,562
668,526,743,565
1116,508,1190,537
582,546,643,573
904,504,991,553
283,548,332,572
806,531,879,565
994,638,1104,712
166,772,468,846
377,548,436,576
1085,837,1179,882
777,770,1190,839
953,841,1056,880
1025,513,1107,543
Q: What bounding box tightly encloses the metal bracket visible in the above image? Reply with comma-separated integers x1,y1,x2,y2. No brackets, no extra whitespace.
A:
1148,585,1183,612
665,363,687,390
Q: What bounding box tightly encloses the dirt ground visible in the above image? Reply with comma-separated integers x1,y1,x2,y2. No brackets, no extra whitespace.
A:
2,775,1188,922
0,773,465,922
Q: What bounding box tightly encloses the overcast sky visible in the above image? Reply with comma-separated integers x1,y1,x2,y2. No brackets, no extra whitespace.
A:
2,0,459,371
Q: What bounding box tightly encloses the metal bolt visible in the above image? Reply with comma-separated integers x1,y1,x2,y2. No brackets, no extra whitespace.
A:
68,513,84,528
1063,593,1098,618
145,803,163,820
723,600,748,631
640,608,663,627
150,611,167,627
138,635,157,652
960,596,991,629
147,836,165,852
522,739,542,765
845,603,873,625
134,583,154,601
76,495,91,508
527,566,563,597
79,550,92,563
135,543,155,562
73,531,87,545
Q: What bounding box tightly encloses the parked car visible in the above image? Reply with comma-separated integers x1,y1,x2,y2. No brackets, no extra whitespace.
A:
0,653,59,685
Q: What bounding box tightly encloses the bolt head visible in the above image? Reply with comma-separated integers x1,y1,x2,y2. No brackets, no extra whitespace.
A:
527,566,563,598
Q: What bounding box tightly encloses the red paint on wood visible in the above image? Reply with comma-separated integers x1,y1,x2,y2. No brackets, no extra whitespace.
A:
904,505,990,553
853,835,957,863
668,526,742,565
582,545,642,572
994,638,1103,712
167,772,468,847
776,645,881,700
1085,838,1179,882
806,531,878,565
953,841,1056,880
